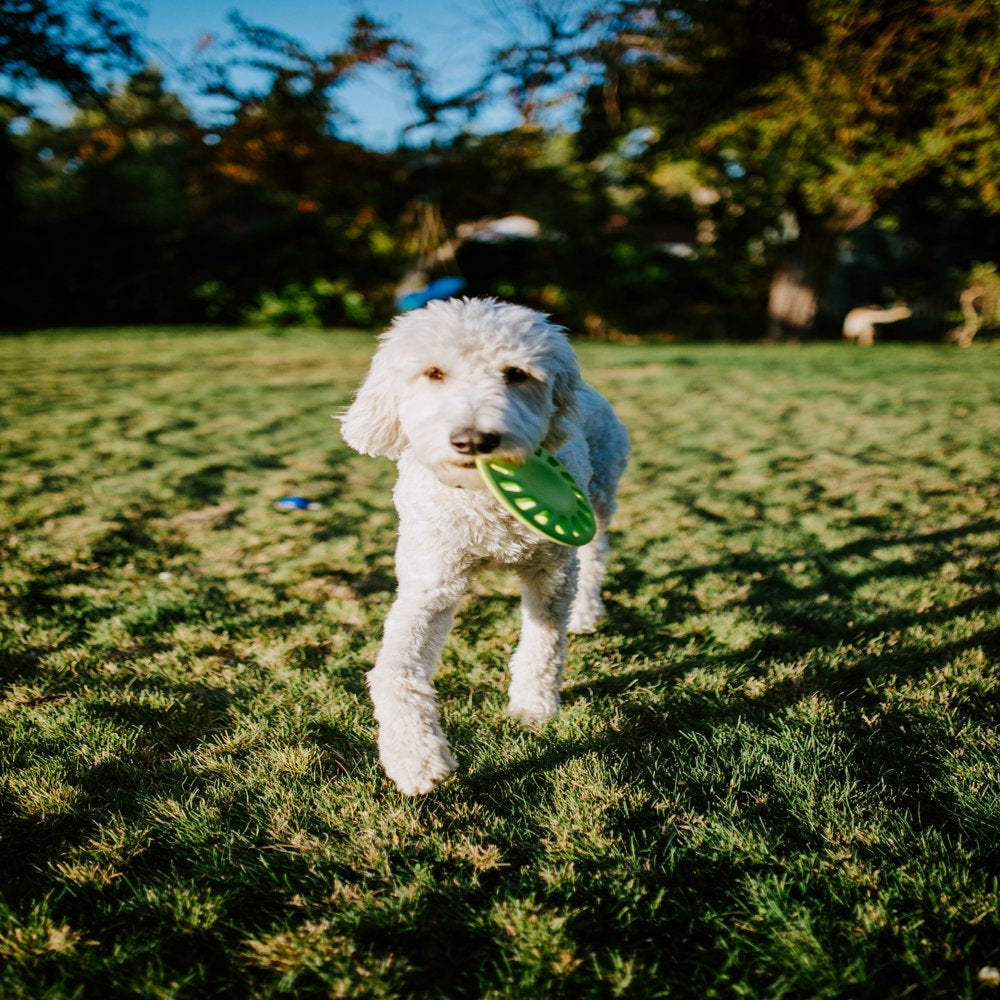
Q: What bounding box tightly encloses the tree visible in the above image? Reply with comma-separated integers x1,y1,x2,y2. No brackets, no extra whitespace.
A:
9,66,201,324
182,13,424,323
578,0,1000,337
0,0,142,109
0,0,144,231
1,10,434,328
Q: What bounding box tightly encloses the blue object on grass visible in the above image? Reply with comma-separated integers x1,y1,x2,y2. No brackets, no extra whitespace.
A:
276,496,323,511
396,275,466,311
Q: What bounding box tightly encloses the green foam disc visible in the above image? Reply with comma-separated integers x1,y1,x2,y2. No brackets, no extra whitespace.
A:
476,447,596,546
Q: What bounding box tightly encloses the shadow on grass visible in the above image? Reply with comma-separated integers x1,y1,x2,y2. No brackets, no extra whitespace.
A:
604,516,999,656
0,680,234,855
664,517,999,583
359,659,998,996
0,670,372,996
2,512,996,996
328,517,1000,995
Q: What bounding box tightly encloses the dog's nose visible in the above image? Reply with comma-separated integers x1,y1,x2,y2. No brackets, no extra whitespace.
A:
450,429,502,455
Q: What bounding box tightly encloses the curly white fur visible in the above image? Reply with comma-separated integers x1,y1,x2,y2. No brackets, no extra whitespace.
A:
341,298,629,794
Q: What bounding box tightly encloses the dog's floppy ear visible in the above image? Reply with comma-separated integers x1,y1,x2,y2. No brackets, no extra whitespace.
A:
340,338,406,459
542,330,583,451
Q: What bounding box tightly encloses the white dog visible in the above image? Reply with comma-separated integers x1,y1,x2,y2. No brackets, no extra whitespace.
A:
341,298,629,794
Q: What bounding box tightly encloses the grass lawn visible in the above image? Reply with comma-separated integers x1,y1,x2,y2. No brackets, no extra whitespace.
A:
1,326,999,998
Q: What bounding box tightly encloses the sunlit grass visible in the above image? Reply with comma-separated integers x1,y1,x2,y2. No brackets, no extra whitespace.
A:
1,327,998,997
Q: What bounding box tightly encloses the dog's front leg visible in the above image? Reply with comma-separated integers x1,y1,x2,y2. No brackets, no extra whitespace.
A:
568,529,609,633
366,573,467,795
508,552,577,726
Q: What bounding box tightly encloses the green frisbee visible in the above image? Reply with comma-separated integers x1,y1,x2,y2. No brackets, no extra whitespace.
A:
476,447,596,546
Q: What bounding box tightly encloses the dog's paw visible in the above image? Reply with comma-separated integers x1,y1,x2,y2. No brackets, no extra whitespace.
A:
380,743,456,796
507,698,559,729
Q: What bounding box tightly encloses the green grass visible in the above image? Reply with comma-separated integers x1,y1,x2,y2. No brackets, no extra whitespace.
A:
1,326,999,998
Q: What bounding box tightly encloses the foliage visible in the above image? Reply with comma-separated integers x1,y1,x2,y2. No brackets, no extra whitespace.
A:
705,1,1000,223
243,278,374,329
199,11,426,122
0,0,142,110
1,3,1000,336
2,327,999,996
9,67,200,324
2,17,415,328
574,0,1000,334
599,0,1000,216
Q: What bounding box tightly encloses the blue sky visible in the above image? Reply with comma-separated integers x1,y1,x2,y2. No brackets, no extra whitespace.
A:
137,0,537,147
20,0,596,147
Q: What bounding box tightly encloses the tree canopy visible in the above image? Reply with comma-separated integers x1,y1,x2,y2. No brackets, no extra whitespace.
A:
575,0,1000,335
0,0,142,109
1,0,998,338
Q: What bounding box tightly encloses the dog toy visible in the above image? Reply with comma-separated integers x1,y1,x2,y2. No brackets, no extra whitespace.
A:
275,496,323,510
397,276,467,311
476,447,596,546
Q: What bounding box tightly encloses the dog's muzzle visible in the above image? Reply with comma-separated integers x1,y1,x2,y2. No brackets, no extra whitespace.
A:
449,429,502,456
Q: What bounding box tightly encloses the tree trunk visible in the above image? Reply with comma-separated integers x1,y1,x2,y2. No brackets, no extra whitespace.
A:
766,218,840,341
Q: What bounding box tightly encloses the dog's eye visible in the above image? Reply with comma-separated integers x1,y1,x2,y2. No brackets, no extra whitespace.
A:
503,367,530,385
424,368,446,382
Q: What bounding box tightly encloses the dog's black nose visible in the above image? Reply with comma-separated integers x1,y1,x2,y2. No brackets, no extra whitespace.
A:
450,429,502,455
